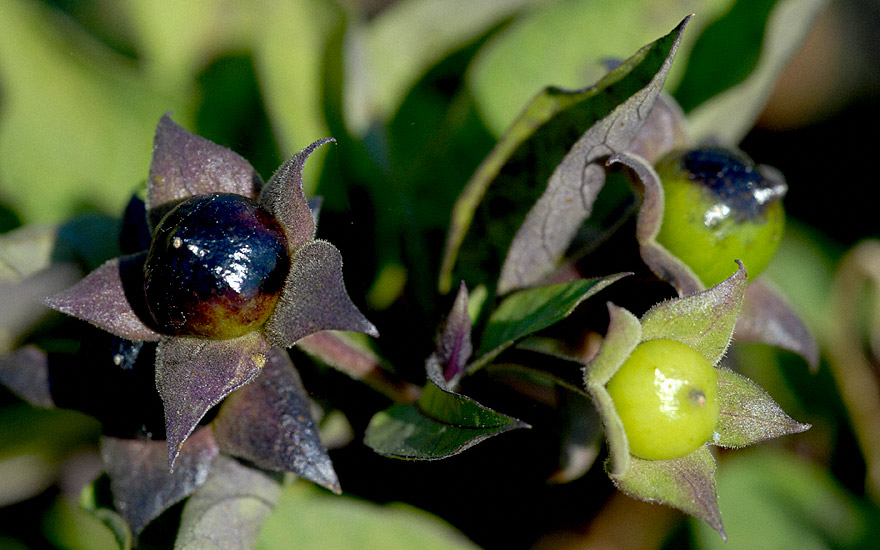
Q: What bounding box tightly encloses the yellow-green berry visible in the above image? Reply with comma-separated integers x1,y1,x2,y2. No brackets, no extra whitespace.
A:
606,338,719,460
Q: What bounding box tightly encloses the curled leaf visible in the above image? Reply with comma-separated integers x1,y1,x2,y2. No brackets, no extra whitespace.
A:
498,17,688,293
101,428,219,535
263,240,378,348
155,332,270,471
213,347,340,494
713,368,810,448
610,446,725,541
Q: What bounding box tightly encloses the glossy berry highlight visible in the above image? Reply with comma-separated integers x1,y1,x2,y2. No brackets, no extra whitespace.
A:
606,338,719,460
654,147,786,287
144,193,290,339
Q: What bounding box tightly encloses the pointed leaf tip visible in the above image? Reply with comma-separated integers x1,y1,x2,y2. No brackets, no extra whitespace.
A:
214,347,341,493
260,138,335,252
264,240,378,348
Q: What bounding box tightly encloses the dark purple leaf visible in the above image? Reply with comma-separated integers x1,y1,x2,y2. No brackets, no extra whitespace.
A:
608,151,704,296
496,18,689,294
610,446,726,541
101,428,219,535
714,368,811,448
155,332,270,470
0,345,54,408
175,455,280,550
433,282,472,383
263,240,378,348
735,279,819,369
146,114,263,223
259,139,333,253
44,255,161,342
213,347,340,494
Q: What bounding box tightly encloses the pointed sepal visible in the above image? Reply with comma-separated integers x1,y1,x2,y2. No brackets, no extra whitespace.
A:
155,332,270,470
263,240,378,348
213,347,341,494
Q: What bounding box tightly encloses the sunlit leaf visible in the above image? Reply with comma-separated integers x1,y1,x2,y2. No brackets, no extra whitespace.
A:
175,455,281,550
686,0,829,144
257,482,479,550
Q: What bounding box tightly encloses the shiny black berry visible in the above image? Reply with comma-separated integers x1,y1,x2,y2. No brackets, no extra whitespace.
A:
144,193,290,339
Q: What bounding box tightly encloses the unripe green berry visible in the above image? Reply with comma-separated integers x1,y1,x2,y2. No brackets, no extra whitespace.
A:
654,148,786,287
606,338,719,460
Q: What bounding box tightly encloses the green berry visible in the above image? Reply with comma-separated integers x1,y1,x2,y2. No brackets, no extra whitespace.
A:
654,148,786,287
606,339,719,460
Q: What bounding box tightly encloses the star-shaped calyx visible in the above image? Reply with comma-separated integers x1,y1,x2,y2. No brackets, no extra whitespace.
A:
583,262,810,539
45,115,378,471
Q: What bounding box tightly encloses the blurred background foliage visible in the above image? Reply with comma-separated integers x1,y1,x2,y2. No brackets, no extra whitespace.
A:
3,0,880,548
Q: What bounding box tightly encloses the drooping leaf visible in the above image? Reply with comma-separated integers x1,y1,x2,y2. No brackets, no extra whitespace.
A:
640,262,747,365
147,114,263,225
101,428,219,535
497,18,688,293
713,368,810,448
257,481,479,550
686,0,830,144
44,255,162,343
175,455,281,550
608,151,706,296
432,282,472,383
734,279,819,369
475,275,627,369
364,380,527,460
258,139,332,252
0,345,54,408
155,332,270,470
694,450,870,549
439,16,691,293
263,240,378,348
610,445,725,541
213,347,340,494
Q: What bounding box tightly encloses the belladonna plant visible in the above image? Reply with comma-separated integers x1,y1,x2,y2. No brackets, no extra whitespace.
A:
2,115,378,537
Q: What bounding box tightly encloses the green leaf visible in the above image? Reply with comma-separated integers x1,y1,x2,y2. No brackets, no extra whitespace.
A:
693,450,870,550
468,1,730,136
356,0,534,131
0,0,182,224
175,455,281,550
686,0,829,144
639,262,747,365
42,497,128,550
610,445,725,540
713,368,810,448
440,16,689,292
364,380,527,460
257,481,479,550
475,275,627,368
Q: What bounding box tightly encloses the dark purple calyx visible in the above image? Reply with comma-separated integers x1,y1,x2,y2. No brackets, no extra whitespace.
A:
678,148,786,220
144,193,290,339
